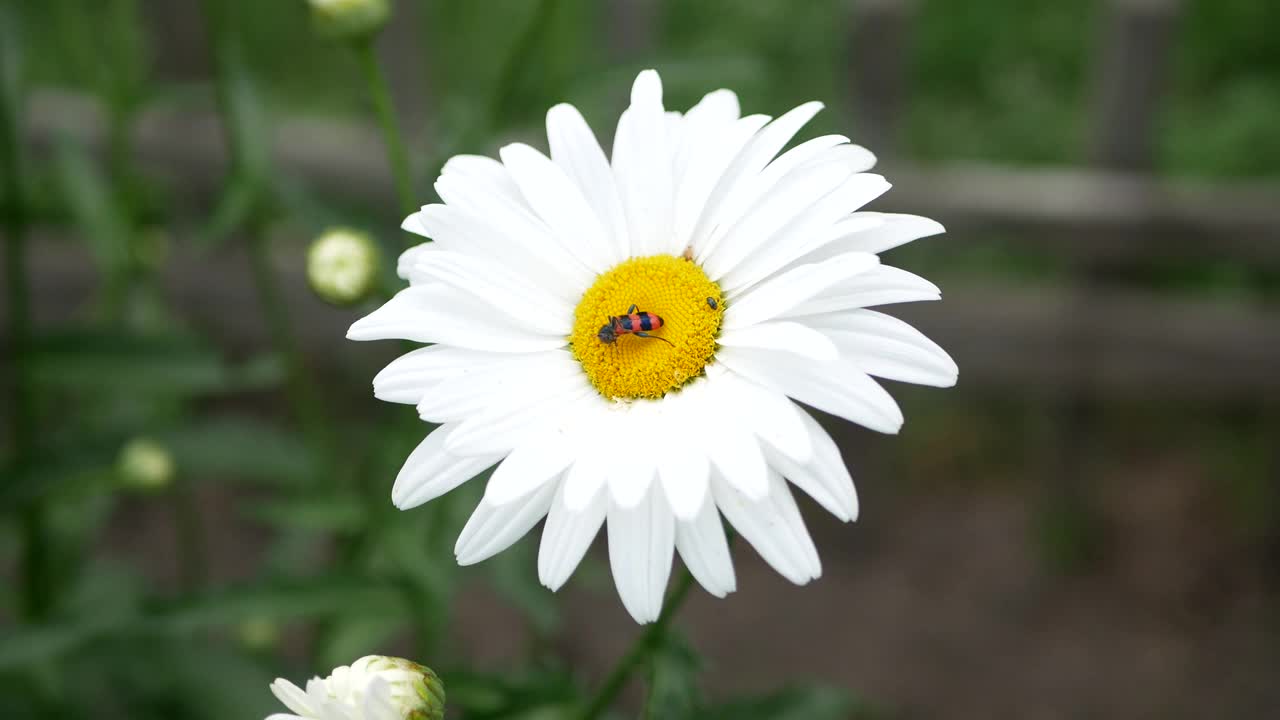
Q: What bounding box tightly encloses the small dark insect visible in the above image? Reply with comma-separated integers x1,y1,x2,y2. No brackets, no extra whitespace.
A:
598,304,673,346
706,297,718,310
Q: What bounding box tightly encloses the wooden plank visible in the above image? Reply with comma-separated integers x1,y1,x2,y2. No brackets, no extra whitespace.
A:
607,0,657,59
849,0,913,161
23,91,1280,268
1090,0,1182,171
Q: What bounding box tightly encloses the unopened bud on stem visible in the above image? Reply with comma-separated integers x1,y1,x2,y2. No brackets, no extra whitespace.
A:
117,437,174,492
308,0,390,42
306,227,381,306
267,655,445,720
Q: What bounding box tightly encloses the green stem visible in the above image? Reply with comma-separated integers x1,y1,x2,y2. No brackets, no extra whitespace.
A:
422,0,559,186
171,480,208,592
487,0,558,134
1,14,47,621
577,570,697,720
355,40,416,219
245,221,329,451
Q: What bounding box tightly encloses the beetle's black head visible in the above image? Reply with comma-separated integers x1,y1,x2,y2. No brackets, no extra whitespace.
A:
597,323,617,343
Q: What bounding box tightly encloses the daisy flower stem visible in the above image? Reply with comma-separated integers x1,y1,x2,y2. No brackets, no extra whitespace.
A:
576,569,697,720
245,219,331,453
354,39,416,221
1,23,49,620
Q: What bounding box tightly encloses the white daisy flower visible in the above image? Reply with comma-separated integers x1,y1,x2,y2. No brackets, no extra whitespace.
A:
349,69,956,623
267,655,445,720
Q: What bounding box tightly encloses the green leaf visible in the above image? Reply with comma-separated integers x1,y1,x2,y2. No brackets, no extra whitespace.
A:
0,436,118,509
0,621,109,673
159,416,315,485
0,576,408,671
204,1,271,187
487,535,560,636
646,632,703,720
147,576,408,634
247,493,367,532
29,329,283,395
315,612,407,671
101,0,148,113
197,177,259,248
54,139,131,278
443,669,581,720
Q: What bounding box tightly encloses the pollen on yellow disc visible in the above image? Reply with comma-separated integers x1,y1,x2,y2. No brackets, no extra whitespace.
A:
570,254,724,400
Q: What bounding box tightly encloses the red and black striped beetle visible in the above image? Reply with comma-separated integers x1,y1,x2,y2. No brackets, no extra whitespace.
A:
598,304,673,346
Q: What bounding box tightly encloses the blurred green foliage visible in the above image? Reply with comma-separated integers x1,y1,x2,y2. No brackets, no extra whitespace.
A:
2,0,1279,718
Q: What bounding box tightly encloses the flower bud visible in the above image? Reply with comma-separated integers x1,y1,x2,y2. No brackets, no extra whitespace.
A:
308,0,390,42
268,655,445,720
237,616,280,651
306,227,381,306
116,437,174,492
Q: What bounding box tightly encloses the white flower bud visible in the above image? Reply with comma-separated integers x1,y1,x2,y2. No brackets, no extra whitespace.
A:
306,227,381,306
308,0,390,41
268,655,445,720
117,437,174,491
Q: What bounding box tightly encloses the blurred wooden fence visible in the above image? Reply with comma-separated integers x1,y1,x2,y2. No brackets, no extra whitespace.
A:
25,0,1280,391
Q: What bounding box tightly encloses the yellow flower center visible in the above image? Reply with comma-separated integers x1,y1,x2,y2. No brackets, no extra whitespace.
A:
570,254,724,400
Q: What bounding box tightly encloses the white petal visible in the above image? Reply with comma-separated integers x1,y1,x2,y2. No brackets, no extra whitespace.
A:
782,264,941,317
483,432,575,505
718,175,891,294
607,486,675,623
801,143,877,174
374,345,513,405
684,378,768,499
455,480,557,565
361,678,397,720
561,403,621,510
547,103,630,263
395,241,434,281
416,350,582,423
761,409,857,522
347,284,565,352
410,250,573,334
717,346,904,434
673,88,741,183
613,70,674,257
440,153,529,210
711,470,821,585
672,113,771,254
608,457,656,510
675,492,736,597
430,173,594,294
804,309,958,387
653,392,711,521
718,321,839,362
444,379,597,456
821,212,945,256
708,368,812,464
500,143,612,273
724,252,880,329
270,680,317,717
692,101,824,258
604,401,660,508
701,160,854,281
392,425,502,509
538,480,607,590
